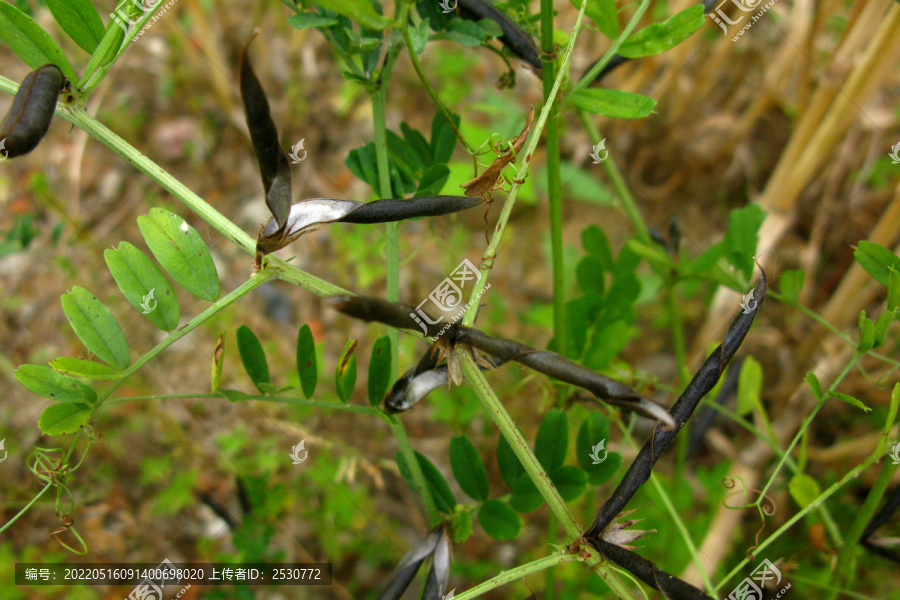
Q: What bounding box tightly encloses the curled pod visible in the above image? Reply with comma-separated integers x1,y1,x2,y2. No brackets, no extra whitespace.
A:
0,64,65,158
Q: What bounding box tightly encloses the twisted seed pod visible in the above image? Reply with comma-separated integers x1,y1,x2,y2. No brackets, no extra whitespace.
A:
0,64,64,158
328,295,675,427
454,327,676,428
585,268,767,537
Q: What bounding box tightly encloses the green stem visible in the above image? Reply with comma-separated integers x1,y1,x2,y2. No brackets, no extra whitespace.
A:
461,353,638,600
539,2,563,597
0,482,53,534
101,392,390,419
462,0,589,328
451,551,578,600
577,111,650,242
401,20,475,154
370,57,438,525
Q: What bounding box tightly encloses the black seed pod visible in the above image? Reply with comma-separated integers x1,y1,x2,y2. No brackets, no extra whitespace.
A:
0,64,65,158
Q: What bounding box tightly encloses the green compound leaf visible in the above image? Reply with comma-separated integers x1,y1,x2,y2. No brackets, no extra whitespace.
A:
105,242,180,331
367,335,391,406
137,208,219,302
236,325,270,392
39,402,93,435
61,286,129,370
296,324,318,398
478,499,522,540
16,364,97,404
449,435,489,501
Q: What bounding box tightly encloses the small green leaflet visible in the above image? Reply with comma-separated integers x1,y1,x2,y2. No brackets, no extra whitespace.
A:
855,241,900,288
567,88,657,119
49,357,123,380
788,473,821,509
827,391,872,413
61,287,130,370
367,336,391,406
0,3,77,81
137,208,220,302
534,409,568,471
478,499,522,540
39,403,93,435
296,324,318,398
105,242,180,331
396,450,456,513
44,0,105,54
497,432,525,488
288,13,339,29
236,325,270,392
779,269,805,303
736,356,763,416
313,0,391,31
549,465,588,501
618,5,705,59
16,364,97,404
449,435,489,502
335,339,358,402
509,474,543,512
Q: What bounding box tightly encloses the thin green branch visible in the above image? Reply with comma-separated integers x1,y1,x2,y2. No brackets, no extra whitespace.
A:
450,551,578,600
401,21,475,154
461,0,590,328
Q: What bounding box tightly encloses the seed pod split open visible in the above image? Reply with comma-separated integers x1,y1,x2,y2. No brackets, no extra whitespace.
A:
377,527,447,600
385,347,506,413
0,64,65,159
257,195,482,255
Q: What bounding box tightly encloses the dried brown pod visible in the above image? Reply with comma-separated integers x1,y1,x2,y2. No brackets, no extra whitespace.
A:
0,64,65,158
